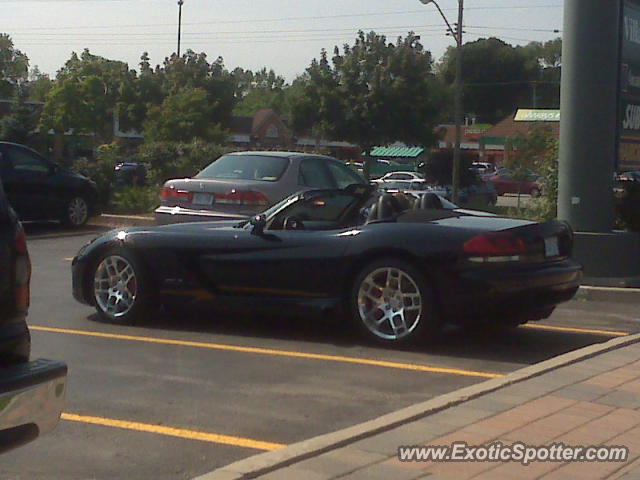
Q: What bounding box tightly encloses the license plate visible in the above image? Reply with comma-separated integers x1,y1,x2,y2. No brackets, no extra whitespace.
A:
193,193,213,206
544,236,560,257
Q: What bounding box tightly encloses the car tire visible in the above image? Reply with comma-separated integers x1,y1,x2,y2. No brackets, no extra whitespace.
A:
349,258,441,345
530,187,541,198
90,248,155,324
61,196,89,227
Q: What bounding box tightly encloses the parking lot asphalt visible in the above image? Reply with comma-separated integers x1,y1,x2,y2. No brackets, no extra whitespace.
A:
0,224,638,480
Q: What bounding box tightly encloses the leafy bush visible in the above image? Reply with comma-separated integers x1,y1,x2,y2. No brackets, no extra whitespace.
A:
110,186,159,214
135,141,234,184
509,126,559,222
63,143,122,206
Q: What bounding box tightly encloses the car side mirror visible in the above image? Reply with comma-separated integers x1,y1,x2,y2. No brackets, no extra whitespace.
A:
250,214,266,235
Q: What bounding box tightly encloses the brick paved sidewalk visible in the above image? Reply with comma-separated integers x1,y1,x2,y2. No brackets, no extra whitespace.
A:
248,341,640,480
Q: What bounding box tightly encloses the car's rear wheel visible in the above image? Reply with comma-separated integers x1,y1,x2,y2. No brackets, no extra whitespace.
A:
530,187,541,198
350,258,440,344
62,196,89,227
91,250,154,324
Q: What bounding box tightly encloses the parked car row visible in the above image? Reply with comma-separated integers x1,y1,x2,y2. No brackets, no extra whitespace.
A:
0,142,99,226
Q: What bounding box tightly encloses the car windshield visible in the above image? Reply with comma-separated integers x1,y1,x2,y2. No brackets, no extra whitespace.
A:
235,192,303,228
196,155,289,181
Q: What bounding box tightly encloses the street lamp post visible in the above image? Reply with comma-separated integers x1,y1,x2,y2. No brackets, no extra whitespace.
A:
419,0,464,203
177,0,184,57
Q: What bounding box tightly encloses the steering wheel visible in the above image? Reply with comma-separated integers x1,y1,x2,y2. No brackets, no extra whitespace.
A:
284,216,305,230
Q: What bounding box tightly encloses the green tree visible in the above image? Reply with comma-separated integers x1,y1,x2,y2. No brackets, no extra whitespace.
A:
439,37,539,123
520,38,562,109
159,50,236,127
0,34,29,99
116,52,165,133
39,50,134,145
291,31,445,178
26,67,53,102
0,85,38,144
232,67,287,115
143,87,229,143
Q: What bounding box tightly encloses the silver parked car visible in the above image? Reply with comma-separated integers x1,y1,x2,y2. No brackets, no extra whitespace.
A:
155,151,366,224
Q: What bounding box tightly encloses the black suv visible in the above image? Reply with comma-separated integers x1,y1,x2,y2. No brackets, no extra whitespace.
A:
0,180,67,453
0,142,99,227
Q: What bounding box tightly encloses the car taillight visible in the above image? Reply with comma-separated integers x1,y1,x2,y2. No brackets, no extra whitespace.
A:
160,186,193,204
463,232,527,263
215,190,269,206
14,227,31,311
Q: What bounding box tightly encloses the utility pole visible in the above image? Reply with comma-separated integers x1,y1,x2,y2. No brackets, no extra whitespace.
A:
419,0,464,203
177,0,184,57
452,0,464,204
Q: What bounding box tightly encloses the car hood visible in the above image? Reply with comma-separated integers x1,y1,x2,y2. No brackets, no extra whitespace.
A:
77,220,244,258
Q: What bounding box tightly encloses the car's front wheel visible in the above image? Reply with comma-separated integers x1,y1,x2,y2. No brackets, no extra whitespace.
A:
350,258,440,344
91,250,154,324
62,196,89,227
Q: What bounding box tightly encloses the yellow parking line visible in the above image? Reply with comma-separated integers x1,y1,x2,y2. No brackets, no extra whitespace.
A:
64,257,74,261
523,324,629,337
30,325,502,379
61,413,283,451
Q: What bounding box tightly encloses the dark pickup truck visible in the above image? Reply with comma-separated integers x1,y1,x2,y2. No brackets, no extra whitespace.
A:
0,180,66,453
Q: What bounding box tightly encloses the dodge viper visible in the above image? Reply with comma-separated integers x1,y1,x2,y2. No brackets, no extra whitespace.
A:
72,185,582,344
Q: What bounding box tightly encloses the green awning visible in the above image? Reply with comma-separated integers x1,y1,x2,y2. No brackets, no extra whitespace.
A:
514,109,560,122
370,146,424,158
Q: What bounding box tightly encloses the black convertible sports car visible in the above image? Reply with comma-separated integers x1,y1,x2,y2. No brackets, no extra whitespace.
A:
72,185,582,344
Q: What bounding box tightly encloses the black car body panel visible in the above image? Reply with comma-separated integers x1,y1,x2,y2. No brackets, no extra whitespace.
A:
0,180,67,453
0,142,98,222
73,189,582,330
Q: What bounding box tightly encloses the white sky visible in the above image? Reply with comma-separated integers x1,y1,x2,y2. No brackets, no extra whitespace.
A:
4,0,563,81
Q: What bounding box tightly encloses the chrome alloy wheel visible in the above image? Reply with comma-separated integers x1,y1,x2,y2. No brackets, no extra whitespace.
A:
94,255,138,318
357,267,422,341
68,197,88,226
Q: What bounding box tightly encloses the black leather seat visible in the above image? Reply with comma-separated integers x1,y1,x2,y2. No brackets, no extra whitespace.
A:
413,192,443,210
366,194,405,222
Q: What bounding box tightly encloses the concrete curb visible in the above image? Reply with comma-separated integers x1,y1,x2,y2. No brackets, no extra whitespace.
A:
196,333,640,480
576,285,640,304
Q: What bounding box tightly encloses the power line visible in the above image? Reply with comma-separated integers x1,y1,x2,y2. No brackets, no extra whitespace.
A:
9,24,561,39
7,24,445,37
6,5,563,31
467,25,561,34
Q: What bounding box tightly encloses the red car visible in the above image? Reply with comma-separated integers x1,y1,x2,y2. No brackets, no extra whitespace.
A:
488,171,542,197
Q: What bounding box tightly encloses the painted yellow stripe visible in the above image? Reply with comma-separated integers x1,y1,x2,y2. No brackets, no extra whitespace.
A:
61,413,283,451
31,325,501,378
64,257,74,261
523,324,629,337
